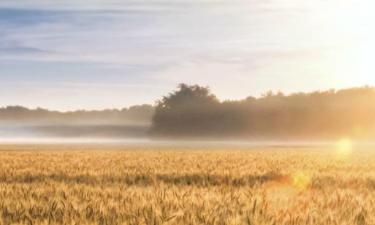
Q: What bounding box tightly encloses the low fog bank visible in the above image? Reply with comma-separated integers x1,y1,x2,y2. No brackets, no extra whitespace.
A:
0,105,154,125
0,123,350,145
0,105,154,143
0,124,150,143
3,84,375,144
2,135,375,150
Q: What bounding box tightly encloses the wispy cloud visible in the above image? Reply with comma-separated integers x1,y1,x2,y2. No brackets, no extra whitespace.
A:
0,0,368,110
0,4,324,66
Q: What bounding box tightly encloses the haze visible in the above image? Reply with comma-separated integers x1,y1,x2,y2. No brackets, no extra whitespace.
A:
1,0,375,110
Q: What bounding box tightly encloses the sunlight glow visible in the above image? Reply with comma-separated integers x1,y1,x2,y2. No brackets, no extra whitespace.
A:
336,138,353,158
317,0,375,87
292,171,311,190
265,171,312,211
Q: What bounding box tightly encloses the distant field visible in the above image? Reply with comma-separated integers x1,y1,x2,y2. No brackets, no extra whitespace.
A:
0,144,373,225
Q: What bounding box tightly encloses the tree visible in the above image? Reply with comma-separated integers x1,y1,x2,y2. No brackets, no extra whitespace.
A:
151,84,220,137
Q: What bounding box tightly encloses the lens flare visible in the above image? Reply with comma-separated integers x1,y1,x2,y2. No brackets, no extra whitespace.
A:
336,138,353,157
292,171,311,190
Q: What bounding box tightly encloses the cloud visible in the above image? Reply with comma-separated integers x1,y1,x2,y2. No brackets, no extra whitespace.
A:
0,1,259,11
0,0,363,109
0,2,321,64
0,46,50,54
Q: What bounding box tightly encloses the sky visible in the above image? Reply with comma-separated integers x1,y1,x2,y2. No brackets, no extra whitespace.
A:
1,0,375,110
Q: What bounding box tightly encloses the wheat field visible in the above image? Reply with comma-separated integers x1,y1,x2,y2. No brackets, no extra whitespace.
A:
0,143,373,225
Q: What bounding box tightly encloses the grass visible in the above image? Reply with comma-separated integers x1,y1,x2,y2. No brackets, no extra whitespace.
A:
0,144,373,225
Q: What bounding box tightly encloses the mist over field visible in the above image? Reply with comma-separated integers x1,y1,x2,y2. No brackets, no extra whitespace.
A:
0,124,151,143
0,105,153,142
2,84,375,144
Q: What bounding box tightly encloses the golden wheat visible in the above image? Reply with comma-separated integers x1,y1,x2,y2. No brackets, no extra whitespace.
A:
0,144,373,225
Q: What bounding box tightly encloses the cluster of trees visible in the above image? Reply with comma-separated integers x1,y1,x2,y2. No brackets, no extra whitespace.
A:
151,84,375,139
0,105,154,125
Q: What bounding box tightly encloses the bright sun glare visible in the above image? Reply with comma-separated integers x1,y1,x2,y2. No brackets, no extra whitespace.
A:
320,0,375,86
336,138,353,157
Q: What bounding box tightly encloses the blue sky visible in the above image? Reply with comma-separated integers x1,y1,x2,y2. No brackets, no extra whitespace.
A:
0,0,374,110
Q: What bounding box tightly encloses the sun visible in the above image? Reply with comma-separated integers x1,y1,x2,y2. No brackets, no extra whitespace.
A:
318,0,375,87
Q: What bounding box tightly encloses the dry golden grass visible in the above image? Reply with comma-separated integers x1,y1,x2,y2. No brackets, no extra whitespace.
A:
0,144,374,225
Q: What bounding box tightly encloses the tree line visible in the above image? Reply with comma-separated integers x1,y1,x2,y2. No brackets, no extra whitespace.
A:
0,105,154,125
3,84,375,140
151,84,375,139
